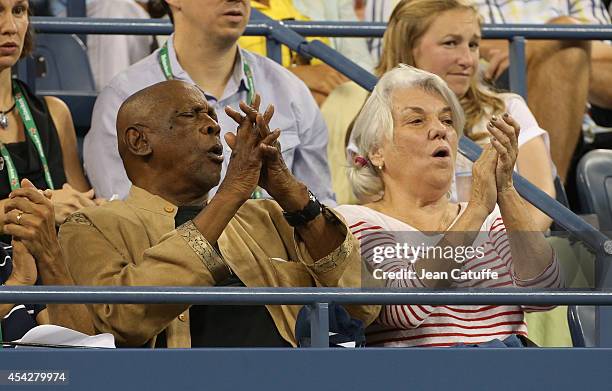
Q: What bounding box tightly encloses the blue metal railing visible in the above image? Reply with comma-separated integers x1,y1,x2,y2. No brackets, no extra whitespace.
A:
2,286,611,348
30,17,612,38
3,286,612,306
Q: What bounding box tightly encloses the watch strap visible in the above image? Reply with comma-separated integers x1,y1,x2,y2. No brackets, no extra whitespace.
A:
282,190,322,227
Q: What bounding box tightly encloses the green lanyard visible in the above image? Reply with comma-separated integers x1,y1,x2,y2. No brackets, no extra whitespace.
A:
158,43,256,105
0,83,55,191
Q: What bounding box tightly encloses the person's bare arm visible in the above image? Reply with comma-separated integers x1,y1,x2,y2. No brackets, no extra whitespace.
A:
45,96,91,192
488,114,554,280
590,41,612,109
497,188,554,279
45,97,99,225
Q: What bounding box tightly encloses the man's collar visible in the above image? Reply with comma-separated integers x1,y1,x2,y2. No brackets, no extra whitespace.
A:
126,186,179,218
166,34,251,101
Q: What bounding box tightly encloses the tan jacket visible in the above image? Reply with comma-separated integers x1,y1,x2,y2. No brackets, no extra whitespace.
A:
59,186,379,347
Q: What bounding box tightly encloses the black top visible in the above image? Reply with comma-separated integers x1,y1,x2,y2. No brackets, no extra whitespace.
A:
189,275,290,348
0,246,45,344
173,206,290,348
0,79,67,199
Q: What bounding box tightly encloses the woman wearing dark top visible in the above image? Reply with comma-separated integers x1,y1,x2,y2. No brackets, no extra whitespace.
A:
0,243,45,342
0,0,96,228
0,0,98,342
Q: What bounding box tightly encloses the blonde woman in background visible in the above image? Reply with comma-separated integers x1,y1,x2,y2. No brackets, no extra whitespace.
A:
324,0,555,232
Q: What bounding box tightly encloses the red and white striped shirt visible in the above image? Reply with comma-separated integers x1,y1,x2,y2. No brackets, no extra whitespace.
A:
336,204,563,347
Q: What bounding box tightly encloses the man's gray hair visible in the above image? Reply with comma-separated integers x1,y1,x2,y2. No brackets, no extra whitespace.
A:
347,64,465,202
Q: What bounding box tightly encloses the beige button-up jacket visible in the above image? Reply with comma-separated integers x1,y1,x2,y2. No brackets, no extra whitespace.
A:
59,186,380,347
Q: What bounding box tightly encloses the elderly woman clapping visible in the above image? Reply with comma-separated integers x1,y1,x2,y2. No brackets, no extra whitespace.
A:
336,65,562,348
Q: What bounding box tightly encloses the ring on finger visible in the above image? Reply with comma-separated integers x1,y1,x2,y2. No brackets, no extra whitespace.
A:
16,212,23,224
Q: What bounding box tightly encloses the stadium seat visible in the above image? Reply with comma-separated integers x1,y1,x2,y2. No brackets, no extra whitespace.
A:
33,34,96,92
30,0,52,16
576,149,612,232
32,34,97,138
567,149,612,347
568,305,596,347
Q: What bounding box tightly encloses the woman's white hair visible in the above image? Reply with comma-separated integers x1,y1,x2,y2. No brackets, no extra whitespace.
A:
347,64,465,202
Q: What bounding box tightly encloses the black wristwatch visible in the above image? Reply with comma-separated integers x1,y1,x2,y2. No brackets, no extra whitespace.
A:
283,190,322,227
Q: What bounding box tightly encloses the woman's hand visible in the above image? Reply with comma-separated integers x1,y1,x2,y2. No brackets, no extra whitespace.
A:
3,179,60,263
49,184,96,225
470,144,498,214
5,240,37,286
487,113,520,194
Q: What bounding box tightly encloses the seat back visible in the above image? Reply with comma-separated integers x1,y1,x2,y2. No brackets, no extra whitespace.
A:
31,34,96,153
32,34,96,92
568,305,596,347
30,0,52,16
568,149,612,347
576,149,612,232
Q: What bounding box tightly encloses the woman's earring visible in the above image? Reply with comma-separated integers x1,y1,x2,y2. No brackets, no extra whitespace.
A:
378,161,384,171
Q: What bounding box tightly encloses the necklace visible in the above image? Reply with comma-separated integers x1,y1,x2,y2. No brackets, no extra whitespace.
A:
0,100,16,129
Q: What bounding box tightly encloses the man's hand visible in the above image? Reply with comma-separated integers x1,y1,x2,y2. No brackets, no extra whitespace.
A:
222,95,281,203
234,97,309,212
3,179,60,263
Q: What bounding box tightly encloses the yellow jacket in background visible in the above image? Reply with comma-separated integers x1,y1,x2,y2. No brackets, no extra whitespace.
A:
240,0,329,66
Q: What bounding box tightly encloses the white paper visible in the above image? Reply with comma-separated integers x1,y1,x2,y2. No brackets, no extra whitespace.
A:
15,325,115,348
